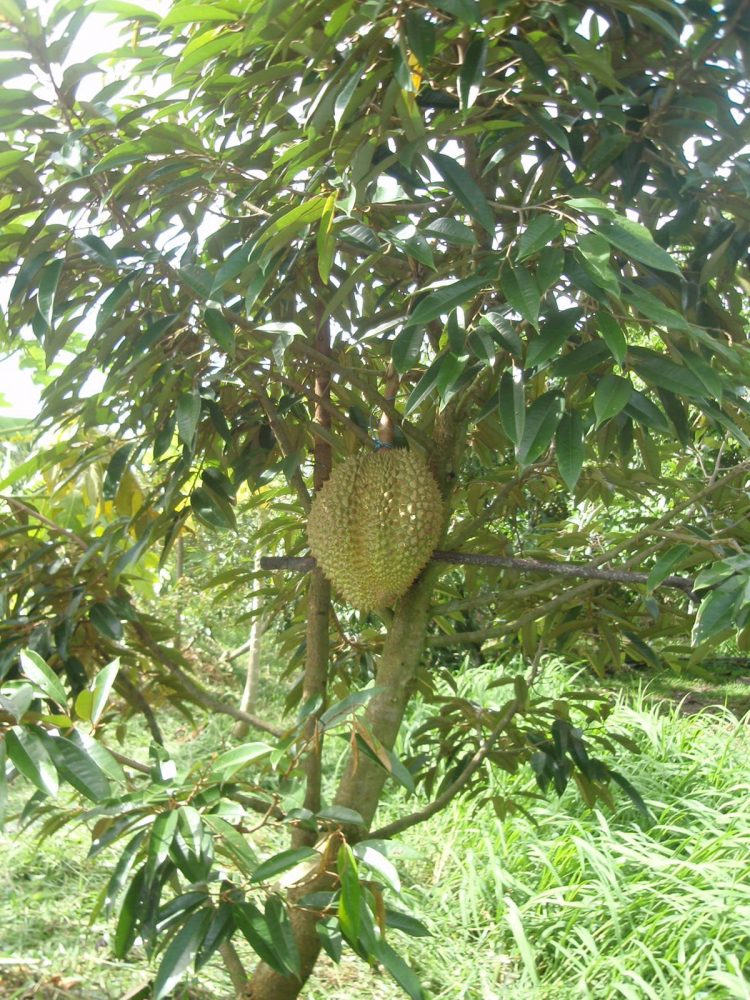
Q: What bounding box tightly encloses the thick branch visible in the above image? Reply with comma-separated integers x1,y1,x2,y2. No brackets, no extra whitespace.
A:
260,551,695,596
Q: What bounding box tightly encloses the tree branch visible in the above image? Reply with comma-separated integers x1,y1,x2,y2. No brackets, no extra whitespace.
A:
369,694,521,839
259,551,696,596
132,625,283,738
369,647,545,840
238,371,312,513
1,495,88,551
165,660,284,738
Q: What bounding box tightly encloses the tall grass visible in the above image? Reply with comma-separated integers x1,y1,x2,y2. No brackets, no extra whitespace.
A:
396,680,750,999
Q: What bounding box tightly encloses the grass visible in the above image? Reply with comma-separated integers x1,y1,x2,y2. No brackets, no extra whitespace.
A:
2,663,750,999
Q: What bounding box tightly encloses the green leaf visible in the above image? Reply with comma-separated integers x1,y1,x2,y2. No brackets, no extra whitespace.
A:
598,313,627,366
518,392,563,466
385,908,431,938
210,741,273,780
89,602,123,641
373,940,426,999
694,558,747,591
37,258,63,327
196,904,233,970
526,308,580,368
0,685,34,724
576,232,619,296
404,274,486,332
73,688,94,722
337,844,361,945
5,726,58,797
552,339,610,377
680,350,723,401
594,374,632,426
353,842,400,893
459,37,487,110
692,577,743,646
405,9,435,68
501,266,540,329
90,659,120,725
423,217,476,246
647,545,691,593
317,805,366,827
608,769,652,822
160,5,238,26
516,216,564,262
480,312,522,358
40,732,112,801
190,485,237,531
629,348,706,398
153,909,211,1000
320,688,380,728
100,829,147,918
103,444,133,501
405,353,464,415
177,391,202,449
234,901,289,973
250,847,316,883
334,67,362,128
430,152,494,235
555,411,584,491
114,866,145,958
203,815,258,876
499,369,525,446
19,649,68,708
147,810,179,884
594,218,681,275
265,895,301,978
204,308,234,352
316,194,337,283
391,327,423,375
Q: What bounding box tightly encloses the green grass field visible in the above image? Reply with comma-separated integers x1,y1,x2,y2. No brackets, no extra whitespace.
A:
2,663,750,999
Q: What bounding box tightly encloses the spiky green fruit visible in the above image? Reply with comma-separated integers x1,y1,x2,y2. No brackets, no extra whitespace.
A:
307,448,443,610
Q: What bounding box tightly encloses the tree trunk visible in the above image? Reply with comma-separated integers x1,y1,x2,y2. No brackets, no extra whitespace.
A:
232,548,264,739
244,574,434,1000
245,382,464,1000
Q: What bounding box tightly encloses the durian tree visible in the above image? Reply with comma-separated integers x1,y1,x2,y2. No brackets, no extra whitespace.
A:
1,0,750,996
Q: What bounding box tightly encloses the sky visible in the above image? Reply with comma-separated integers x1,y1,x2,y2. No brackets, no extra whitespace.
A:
0,356,41,418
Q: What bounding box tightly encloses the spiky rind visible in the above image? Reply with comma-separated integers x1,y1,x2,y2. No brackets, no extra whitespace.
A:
307,449,443,610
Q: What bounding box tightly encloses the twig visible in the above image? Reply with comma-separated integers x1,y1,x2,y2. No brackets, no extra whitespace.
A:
239,372,312,513
107,748,151,775
1,495,88,551
116,674,164,746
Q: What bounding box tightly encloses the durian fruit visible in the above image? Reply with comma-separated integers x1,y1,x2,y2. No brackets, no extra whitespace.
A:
307,448,443,610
